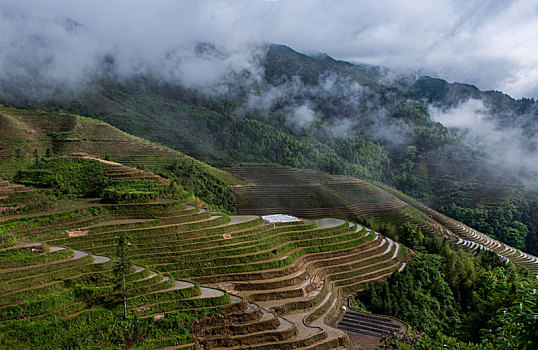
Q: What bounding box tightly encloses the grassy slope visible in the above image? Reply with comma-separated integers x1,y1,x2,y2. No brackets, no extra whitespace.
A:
0,105,240,215
0,105,239,185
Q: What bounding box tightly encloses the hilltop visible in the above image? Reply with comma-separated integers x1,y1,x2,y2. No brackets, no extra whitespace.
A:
0,105,237,212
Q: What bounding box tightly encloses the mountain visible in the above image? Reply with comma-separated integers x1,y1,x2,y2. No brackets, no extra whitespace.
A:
6,44,535,257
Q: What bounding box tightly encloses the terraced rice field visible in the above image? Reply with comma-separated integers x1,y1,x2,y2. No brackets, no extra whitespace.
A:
229,164,409,218
1,195,406,349
376,184,538,273
229,164,445,241
336,310,404,337
0,180,36,214
0,107,227,184
68,154,170,185
435,212,538,273
230,164,538,274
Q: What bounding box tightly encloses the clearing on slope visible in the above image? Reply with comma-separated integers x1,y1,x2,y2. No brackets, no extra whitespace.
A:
0,105,238,212
0,105,238,186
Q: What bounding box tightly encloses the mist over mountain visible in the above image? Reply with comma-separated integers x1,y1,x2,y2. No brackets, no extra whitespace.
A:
2,0,537,181
430,98,538,173
1,0,537,256
2,0,538,99
3,37,537,185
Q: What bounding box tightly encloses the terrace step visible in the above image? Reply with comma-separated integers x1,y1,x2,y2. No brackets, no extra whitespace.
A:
336,310,404,339
203,307,281,338
202,311,296,348
154,344,195,350
1,181,406,350
421,208,538,271
65,154,170,185
238,238,389,303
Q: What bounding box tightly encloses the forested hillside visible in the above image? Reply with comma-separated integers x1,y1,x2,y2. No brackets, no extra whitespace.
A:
14,44,536,257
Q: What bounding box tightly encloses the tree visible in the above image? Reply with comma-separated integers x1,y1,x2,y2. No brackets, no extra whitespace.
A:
399,222,424,248
14,147,23,159
357,254,461,336
382,330,494,350
33,149,39,165
113,234,132,320
484,277,538,349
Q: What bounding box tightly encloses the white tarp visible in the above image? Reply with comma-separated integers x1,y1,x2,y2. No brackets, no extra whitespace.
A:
262,214,301,223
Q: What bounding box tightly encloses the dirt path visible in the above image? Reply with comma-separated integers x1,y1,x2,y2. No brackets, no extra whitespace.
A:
225,215,260,226
314,218,346,229
92,255,110,264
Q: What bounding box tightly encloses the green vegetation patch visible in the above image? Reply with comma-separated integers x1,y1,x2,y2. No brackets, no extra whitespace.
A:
14,158,109,198
0,307,206,349
0,227,16,248
355,242,533,346
101,187,157,204
0,247,73,268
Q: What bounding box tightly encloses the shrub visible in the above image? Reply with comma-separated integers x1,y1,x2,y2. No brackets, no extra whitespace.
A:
102,187,158,204
0,228,16,248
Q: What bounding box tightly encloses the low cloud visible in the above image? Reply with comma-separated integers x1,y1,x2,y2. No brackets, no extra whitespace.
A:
290,104,318,129
429,98,538,173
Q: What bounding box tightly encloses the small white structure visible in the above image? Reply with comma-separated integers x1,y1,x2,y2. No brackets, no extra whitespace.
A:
262,214,302,223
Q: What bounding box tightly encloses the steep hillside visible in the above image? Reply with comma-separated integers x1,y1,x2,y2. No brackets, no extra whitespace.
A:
0,104,535,348
1,155,531,349
0,105,207,176
0,174,407,348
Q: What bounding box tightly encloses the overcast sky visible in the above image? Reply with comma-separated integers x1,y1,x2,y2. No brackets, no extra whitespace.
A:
1,0,538,98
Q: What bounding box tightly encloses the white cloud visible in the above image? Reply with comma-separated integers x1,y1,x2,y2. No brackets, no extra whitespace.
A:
290,104,318,129
1,0,538,98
